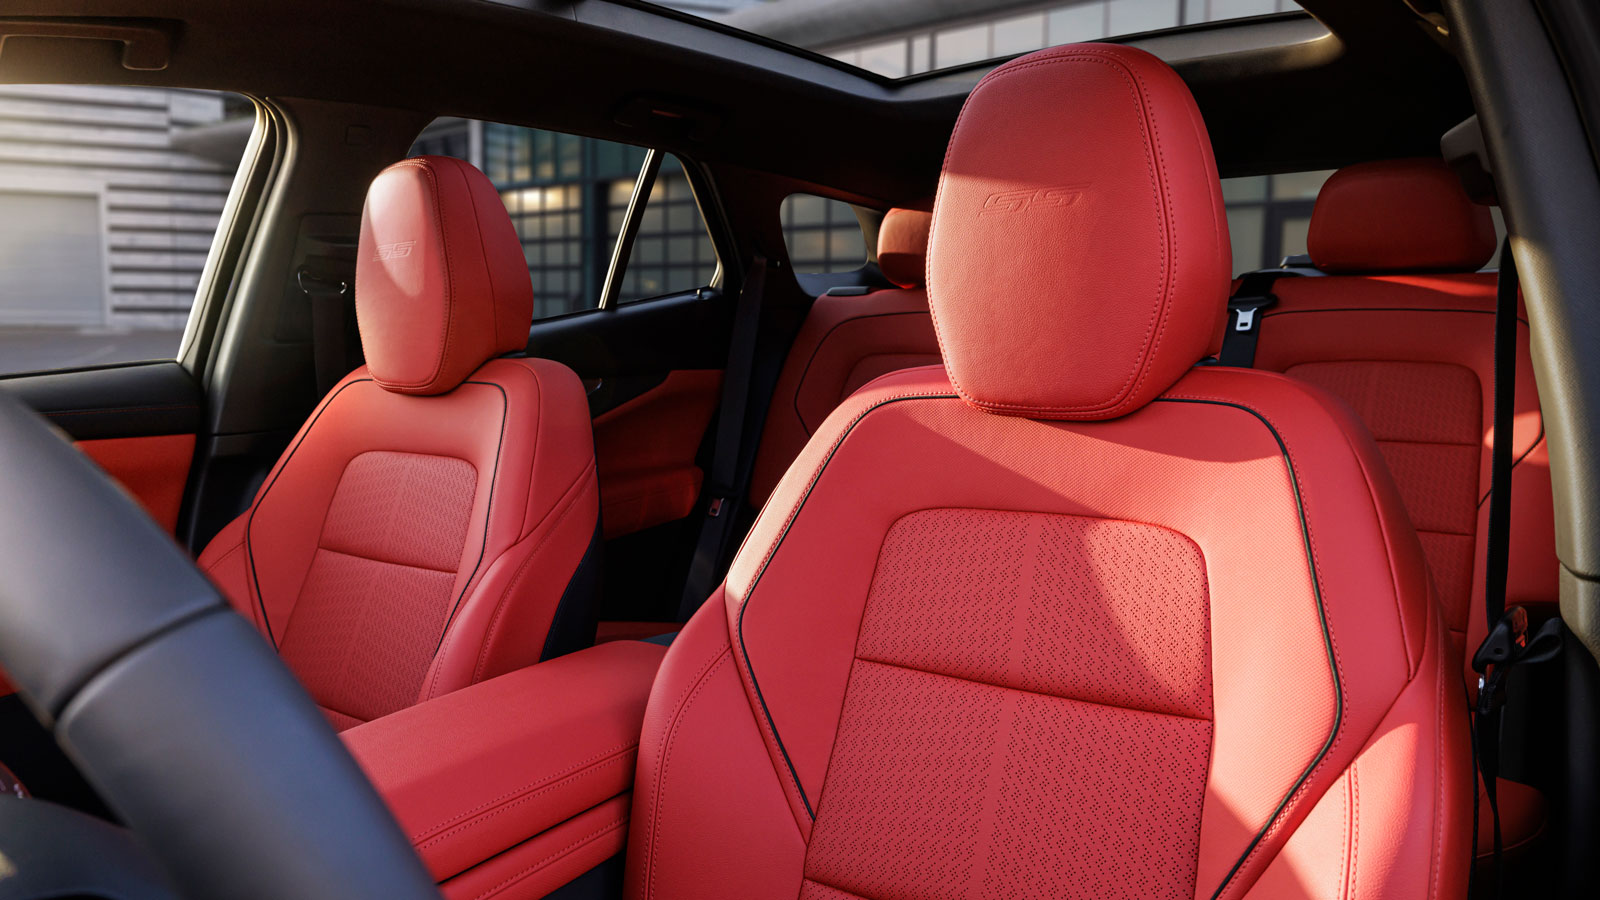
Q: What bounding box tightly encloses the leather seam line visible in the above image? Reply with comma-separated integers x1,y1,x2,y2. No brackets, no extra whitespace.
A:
430,379,509,656
312,544,460,575
804,876,879,900
244,377,371,649
645,648,733,900
853,656,1213,722
462,809,629,900
414,742,636,846
1155,397,1344,900
471,464,598,683
736,392,960,822
41,404,197,417
791,309,932,437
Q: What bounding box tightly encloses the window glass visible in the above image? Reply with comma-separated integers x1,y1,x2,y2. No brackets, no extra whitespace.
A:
413,119,718,317
1218,168,1334,272
0,86,251,376
780,194,868,274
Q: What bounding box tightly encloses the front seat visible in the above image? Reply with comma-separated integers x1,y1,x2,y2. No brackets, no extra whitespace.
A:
198,156,601,731
625,45,1471,900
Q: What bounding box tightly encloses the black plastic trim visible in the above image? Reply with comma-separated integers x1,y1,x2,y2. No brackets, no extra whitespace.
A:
0,361,202,441
540,518,604,661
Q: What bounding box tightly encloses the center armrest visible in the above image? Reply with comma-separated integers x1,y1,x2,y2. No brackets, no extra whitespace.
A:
342,641,666,886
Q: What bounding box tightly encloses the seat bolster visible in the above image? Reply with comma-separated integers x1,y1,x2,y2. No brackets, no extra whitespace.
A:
422,357,601,699
625,595,807,900
196,514,255,626
1241,603,1472,900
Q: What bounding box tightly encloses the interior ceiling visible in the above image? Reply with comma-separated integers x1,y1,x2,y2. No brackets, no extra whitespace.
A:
0,0,1474,205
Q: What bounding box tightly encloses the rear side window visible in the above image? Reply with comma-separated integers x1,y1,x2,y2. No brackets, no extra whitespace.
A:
1219,169,1332,274
780,193,868,275
0,86,252,376
411,118,719,319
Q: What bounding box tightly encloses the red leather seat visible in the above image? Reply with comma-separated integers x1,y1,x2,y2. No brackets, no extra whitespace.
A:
198,156,601,731
749,207,939,505
1248,157,1555,859
626,45,1471,900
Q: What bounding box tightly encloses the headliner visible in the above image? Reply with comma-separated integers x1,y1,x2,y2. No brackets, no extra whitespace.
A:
0,0,1473,205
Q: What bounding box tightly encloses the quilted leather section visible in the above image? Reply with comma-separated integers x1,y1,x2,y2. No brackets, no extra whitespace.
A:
279,451,477,723
1287,361,1481,618
804,509,1213,900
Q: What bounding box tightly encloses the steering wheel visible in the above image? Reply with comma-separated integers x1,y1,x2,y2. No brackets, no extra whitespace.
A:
0,393,440,900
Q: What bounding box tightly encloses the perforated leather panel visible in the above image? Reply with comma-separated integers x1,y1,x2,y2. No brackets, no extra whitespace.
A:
803,509,1213,900
278,451,477,723
1286,361,1481,622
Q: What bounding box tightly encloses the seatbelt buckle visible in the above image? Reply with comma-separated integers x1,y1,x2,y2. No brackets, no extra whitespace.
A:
706,497,725,518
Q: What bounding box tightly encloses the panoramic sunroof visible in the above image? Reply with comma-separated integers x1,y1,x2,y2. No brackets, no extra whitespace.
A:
649,0,1306,80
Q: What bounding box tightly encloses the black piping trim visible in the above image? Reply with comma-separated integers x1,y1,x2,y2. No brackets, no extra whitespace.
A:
243,378,507,656
790,310,934,437
1261,307,1530,328
1155,398,1343,899
431,380,508,653
737,392,955,820
738,391,1345,871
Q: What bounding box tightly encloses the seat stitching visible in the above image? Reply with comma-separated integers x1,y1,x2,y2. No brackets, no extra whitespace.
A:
415,744,634,847
465,810,629,900
851,657,1213,723
646,649,732,900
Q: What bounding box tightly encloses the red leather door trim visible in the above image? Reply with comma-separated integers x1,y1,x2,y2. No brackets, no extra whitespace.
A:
593,370,721,539
75,433,195,534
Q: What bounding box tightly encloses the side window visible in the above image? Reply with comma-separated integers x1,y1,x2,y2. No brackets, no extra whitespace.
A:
410,118,719,319
1219,169,1332,274
0,86,252,376
780,193,868,275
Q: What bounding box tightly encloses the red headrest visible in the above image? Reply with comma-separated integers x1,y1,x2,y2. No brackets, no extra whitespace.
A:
877,208,932,289
355,156,533,396
927,45,1230,420
1308,158,1497,274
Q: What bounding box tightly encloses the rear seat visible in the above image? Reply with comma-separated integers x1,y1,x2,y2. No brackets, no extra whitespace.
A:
1241,157,1555,860
748,207,939,504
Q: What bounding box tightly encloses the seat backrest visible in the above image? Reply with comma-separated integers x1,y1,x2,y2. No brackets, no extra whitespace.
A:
1250,158,1555,676
748,208,939,505
197,156,601,730
627,45,1470,900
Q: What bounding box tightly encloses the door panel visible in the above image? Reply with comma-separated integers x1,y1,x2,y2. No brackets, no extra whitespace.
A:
74,433,196,533
592,369,721,539
0,361,201,536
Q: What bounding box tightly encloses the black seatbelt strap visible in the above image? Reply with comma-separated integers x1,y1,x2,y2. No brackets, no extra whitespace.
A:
1469,238,1562,897
1216,270,1285,368
677,256,768,621
298,268,353,398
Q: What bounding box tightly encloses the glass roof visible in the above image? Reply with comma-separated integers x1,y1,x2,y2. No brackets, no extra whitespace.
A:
650,0,1306,80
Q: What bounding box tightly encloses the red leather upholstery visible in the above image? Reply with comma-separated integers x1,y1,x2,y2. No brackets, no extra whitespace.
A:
197,157,600,729
75,433,195,533
876,207,931,288
343,640,665,896
627,45,1469,900
927,46,1228,420
357,155,534,396
1251,157,1555,859
593,369,721,539
749,210,939,504
1307,158,1497,274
